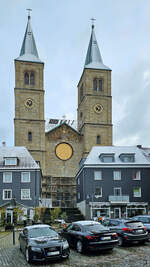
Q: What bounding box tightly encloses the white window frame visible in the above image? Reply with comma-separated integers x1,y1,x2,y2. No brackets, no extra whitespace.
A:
21,189,31,200
4,158,17,166
3,189,12,200
21,172,30,183
114,187,122,196
113,170,121,180
95,187,102,197
133,170,141,180
94,170,102,180
133,187,141,197
3,172,12,183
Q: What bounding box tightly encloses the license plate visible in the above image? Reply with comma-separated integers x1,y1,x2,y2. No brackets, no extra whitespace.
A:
101,236,111,240
47,251,60,256
136,229,143,233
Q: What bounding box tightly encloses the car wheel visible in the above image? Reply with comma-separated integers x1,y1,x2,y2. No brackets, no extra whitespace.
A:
117,236,123,247
76,240,83,253
25,248,31,263
148,233,150,242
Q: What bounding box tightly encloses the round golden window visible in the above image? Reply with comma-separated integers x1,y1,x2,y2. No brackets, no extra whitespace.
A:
55,143,73,161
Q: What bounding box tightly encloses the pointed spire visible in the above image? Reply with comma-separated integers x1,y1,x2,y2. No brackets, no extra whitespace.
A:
16,12,42,63
84,23,110,70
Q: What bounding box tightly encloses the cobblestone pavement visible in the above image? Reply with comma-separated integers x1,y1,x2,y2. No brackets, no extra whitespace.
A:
1,231,150,266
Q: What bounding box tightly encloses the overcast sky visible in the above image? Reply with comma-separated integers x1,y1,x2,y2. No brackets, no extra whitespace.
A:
1,0,150,147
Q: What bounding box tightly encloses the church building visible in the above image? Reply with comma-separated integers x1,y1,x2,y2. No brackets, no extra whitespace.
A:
14,14,112,207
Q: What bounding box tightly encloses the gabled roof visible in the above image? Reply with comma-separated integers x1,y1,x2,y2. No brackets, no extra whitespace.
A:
84,146,150,167
46,121,81,136
84,25,111,71
16,15,42,63
0,146,40,169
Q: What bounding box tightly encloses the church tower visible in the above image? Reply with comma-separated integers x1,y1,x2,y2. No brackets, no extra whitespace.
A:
77,24,112,158
14,14,45,170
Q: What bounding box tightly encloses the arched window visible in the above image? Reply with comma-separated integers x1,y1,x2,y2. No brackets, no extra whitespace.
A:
30,72,35,85
28,132,32,142
24,72,29,85
93,78,103,91
24,71,35,85
97,135,101,144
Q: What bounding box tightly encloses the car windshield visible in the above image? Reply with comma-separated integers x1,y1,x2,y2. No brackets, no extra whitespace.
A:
84,224,107,232
28,227,58,238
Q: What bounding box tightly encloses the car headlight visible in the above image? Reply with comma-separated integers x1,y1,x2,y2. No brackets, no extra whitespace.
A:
31,246,42,252
62,240,69,249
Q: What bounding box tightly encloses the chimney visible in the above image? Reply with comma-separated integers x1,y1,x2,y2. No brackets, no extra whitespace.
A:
2,141,6,147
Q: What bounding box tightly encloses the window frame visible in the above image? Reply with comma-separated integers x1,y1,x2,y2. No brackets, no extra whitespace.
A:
24,71,35,86
133,170,141,180
21,172,30,183
3,189,12,200
93,78,103,92
133,187,141,198
95,187,102,197
113,170,121,180
21,189,31,200
94,170,102,180
3,172,12,183
114,187,122,196
4,158,17,166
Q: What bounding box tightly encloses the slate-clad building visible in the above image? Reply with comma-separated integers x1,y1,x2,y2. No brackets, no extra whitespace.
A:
0,146,41,223
76,146,150,219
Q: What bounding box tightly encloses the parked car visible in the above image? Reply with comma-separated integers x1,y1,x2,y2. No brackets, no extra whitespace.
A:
18,224,70,263
131,215,150,241
102,218,148,246
60,220,118,253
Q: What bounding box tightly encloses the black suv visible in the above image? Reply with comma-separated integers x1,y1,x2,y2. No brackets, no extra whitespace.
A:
102,218,148,246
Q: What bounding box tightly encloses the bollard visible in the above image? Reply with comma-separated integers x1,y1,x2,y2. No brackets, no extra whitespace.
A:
12,223,15,245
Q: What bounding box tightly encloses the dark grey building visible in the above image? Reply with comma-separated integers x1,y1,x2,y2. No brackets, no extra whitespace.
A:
76,146,150,219
0,146,41,223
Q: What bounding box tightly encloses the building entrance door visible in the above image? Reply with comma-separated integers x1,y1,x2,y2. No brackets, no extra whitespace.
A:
114,208,121,218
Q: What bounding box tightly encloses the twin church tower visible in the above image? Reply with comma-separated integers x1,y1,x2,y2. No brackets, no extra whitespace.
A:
14,14,112,207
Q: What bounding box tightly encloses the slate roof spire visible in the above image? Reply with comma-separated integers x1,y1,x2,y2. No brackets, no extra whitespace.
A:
84,23,110,70
16,12,42,63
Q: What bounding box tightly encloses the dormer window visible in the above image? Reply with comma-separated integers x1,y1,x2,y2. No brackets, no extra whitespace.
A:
4,157,17,166
99,153,115,163
119,153,135,162
93,78,103,91
24,71,35,85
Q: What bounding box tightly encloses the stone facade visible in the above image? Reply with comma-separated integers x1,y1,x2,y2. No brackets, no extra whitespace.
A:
78,69,112,157
14,19,112,207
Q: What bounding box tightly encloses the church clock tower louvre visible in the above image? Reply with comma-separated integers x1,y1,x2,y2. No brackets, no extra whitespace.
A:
14,14,45,171
77,24,112,158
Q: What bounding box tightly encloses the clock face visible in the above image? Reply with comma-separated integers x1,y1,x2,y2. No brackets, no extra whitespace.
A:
94,104,103,114
55,143,73,161
25,98,33,108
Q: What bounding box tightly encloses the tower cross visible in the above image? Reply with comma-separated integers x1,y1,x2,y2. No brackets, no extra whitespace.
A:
27,8,32,18
91,18,96,28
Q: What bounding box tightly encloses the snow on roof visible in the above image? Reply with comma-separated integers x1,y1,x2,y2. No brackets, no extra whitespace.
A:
84,146,150,167
0,146,40,169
